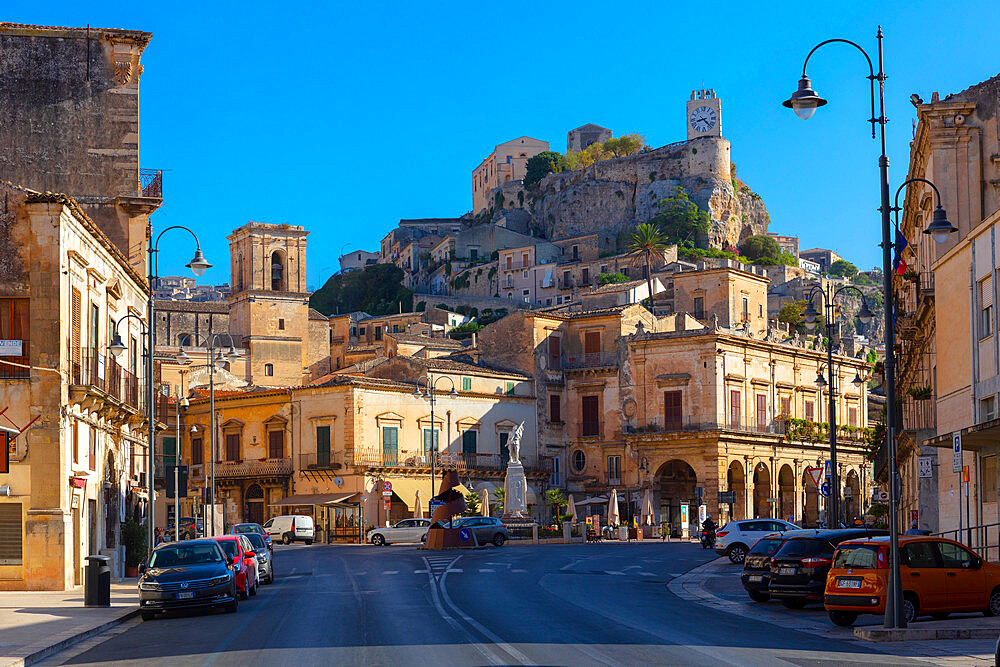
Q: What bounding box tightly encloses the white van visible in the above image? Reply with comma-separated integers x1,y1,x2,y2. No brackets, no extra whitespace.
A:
263,515,315,545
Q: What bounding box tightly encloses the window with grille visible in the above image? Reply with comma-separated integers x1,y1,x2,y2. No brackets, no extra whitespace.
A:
582,395,600,436
0,503,22,565
572,449,586,472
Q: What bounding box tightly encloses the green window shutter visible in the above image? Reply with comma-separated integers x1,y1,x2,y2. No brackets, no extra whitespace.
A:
317,426,331,467
462,377,471,391
162,437,176,458
462,430,477,455
382,426,398,466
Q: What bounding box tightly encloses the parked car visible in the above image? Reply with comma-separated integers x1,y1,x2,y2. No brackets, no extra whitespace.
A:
768,528,888,609
715,519,799,564
367,518,432,546
164,516,203,541
824,535,1000,626
263,515,315,545
231,523,273,551
451,516,509,547
213,535,258,599
137,539,238,620
742,530,814,602
243,532,274,584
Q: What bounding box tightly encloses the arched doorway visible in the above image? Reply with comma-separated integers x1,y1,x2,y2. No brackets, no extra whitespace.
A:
726,461,746,521
752,461,771,518
778,464,795,523
801,469,819,527
845,469,861,525
245,484,265,525
656,459,697,535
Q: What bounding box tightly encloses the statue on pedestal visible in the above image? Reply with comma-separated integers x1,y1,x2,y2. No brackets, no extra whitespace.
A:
503,421,529,520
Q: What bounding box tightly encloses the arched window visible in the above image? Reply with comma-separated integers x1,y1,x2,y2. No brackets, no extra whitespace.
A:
271,251,285,291
264,363,274,376
177,333,192,346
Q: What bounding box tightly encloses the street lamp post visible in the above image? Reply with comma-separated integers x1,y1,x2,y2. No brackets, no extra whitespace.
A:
111,225,209,557
173,385,189,542
802,285,873,529
783,27,957,628
414,372,458,514
176,331,241,537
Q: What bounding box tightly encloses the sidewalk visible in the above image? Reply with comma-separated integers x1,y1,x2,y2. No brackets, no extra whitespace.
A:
0,580,138,667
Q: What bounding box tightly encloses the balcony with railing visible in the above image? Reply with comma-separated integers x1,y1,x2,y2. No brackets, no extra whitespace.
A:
350,447,551,474
623,417,874,444
214,457,293,479
70,347,141,421
563,352,619,370
298,452,343,471
140,169,163,198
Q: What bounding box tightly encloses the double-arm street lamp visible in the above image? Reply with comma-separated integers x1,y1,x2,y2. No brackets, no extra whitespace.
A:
176,333,242,537
413,372,457,511
783,27,957,628
801,285,872,528
109,225,210,557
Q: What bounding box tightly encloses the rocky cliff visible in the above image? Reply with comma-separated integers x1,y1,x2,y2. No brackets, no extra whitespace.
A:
489,136,770,248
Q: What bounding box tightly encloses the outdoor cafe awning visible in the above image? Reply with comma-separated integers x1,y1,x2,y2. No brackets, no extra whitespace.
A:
384,478,471,511
925,417,1000,452
269,493,359,507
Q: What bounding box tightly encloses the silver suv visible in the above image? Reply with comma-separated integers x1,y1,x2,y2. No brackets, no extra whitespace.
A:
452,517,509,546
715,519,798,563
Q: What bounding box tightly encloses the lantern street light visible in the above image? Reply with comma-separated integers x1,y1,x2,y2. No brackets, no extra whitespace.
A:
413,372,458,513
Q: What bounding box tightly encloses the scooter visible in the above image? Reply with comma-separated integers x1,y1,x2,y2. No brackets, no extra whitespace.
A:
700,528,716,549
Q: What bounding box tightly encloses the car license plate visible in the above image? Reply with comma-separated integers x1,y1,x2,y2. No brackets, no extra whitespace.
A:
748,575,763,583
779,567,795,575
176,592,195,600
838,579,861,589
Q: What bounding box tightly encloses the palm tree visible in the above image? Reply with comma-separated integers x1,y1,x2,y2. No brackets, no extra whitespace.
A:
627,223,669,310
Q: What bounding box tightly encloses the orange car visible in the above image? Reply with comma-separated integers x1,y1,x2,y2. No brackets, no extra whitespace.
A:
824,535,1000,626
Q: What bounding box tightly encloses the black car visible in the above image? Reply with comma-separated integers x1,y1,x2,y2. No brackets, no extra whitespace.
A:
768,528,888,609
741,530,814,602
138,539,238,620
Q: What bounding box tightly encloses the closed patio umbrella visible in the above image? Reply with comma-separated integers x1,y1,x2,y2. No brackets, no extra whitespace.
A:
566,493,577,522
641,490,655,526
608,489,620,526
414,490,423,519
481,488,490,517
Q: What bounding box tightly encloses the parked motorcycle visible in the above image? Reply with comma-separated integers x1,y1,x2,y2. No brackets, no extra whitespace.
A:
700,528,716,549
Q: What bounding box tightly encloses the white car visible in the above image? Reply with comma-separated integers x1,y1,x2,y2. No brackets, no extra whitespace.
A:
367,519,432,546
263,515,315,545
714,519,798,563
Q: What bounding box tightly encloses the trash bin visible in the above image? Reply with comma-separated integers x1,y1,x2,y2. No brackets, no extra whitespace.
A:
84,555,111,607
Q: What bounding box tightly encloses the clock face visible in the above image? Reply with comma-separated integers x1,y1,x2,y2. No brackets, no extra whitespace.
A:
690,105,717,133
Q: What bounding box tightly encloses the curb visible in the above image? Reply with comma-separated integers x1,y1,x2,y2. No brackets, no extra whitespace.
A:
1,608,139,667
854,626,1000,642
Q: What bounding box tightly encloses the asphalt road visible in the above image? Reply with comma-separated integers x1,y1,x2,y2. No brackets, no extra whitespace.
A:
42,541,951,666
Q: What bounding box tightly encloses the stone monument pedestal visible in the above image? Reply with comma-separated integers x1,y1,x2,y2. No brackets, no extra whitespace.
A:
502,461,528,519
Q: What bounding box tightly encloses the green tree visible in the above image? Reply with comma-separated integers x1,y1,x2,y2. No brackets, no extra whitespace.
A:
545,488,567,522
597,272,629,286
524,151,566,188
648,186,711,247
602,133,646,157
829,259,859,278
447,321,484,340
777,249,799,267
740,234,781,262
627,223,669,307
491,488,505,515
778,299,825,333
463,492,482,517
309,264,413,316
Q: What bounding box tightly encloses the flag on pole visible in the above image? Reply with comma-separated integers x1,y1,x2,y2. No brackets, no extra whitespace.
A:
893,229,909,275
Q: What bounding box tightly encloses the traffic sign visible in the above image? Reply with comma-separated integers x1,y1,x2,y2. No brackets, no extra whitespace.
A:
824,460,832,478
819,482,831,498
718,491,736,504
382,491,392,497
383,481,392,492
918,456,933,478
953,432,962,473
807,467,823,487
458,527,472,542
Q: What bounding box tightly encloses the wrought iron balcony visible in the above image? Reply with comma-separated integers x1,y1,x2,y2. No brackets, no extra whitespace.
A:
214,457,292,479
140,169,163,198
350,448,550,473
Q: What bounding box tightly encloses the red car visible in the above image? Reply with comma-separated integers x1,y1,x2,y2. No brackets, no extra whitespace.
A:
213,535,258,600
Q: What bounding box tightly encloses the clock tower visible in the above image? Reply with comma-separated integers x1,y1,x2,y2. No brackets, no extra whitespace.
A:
686,89,722,140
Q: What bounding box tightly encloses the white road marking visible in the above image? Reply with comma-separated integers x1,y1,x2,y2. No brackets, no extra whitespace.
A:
638,572,655,576
479,568,495,573
382,570,398,575
446,568,463,573
413,569,429,574
605,570,625,575
511,568,527,573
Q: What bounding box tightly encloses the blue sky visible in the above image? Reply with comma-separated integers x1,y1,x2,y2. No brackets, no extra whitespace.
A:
8,1,1000,288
